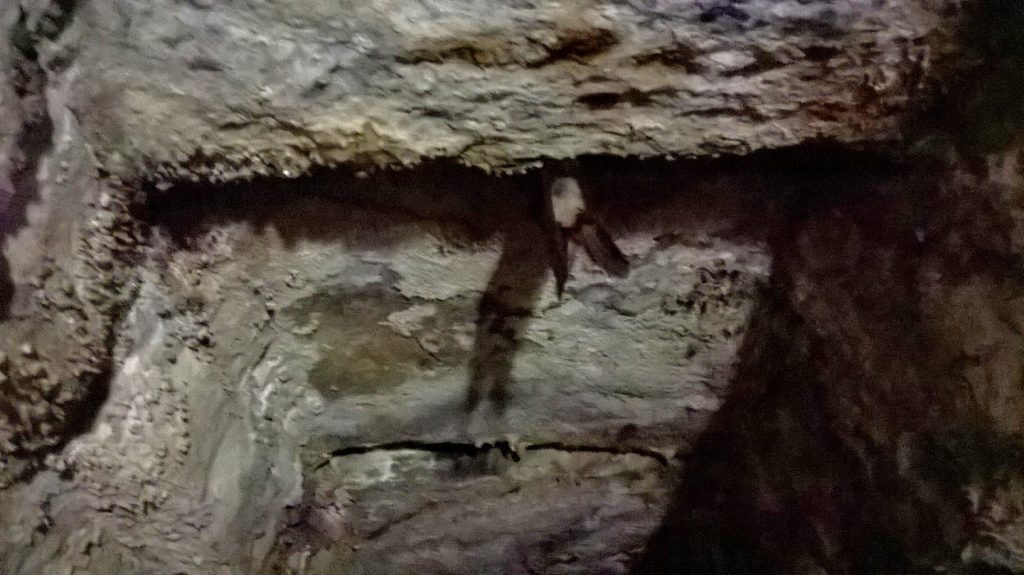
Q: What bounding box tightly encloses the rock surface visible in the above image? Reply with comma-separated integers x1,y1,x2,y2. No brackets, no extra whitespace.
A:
2,0,1023,574
637,152,1024,574
1,161,773,573
69,0,947,178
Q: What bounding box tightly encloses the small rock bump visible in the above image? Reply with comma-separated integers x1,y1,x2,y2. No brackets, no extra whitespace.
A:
26,362,47,379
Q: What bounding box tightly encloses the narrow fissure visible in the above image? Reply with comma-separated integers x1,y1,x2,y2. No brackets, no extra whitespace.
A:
318,438,676,468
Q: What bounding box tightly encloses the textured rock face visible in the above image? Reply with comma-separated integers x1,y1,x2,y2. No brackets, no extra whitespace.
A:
1,162,772,574
70,0,946,178
2,0,1023,574
636,153,1024,574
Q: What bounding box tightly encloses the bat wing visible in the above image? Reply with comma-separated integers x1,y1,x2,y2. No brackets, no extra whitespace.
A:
578,221,630,278
537,169,572,298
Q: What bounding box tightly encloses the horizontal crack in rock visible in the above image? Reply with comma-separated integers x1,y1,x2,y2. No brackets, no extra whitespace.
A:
527,442,673,466
317,439,674,468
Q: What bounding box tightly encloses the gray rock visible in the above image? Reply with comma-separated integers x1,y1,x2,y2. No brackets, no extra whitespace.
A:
2,1,1022,574
66,0,952,178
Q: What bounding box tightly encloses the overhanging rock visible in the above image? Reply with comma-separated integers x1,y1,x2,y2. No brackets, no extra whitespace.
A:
69,0,951,180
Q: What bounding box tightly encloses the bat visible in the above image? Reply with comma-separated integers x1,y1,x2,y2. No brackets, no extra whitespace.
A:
539,171,629,298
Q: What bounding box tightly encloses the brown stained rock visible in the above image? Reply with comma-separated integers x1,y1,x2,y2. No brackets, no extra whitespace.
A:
635,154,1024,574
66,0,955,180
1,1,1022,574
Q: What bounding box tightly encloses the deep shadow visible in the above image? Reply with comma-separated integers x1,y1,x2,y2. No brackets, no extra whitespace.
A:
145,145,869,251
146,161,526,250
464,207,549,416
1,0,74,319
629,288,872,575
628,146,1024,573
628,208,867,573
630,156,909,571
903,0,1024,161
0,111,51,319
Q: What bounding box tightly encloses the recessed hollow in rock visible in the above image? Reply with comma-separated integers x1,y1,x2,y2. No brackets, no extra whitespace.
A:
4,137,1024,575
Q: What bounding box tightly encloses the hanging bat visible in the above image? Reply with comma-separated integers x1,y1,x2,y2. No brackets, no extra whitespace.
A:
539,171,629,298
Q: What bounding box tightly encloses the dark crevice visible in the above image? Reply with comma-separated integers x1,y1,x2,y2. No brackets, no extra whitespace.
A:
0,0,129,482
1,0,81,319
144,142,909,234
318,439,675,469
802,44,841,62
0,113,52,319
632,42,705,74
320,440,518,464
525,27,619,68
55,321,117,447
526,442,673,466
575,87,678,110
699,4,751,24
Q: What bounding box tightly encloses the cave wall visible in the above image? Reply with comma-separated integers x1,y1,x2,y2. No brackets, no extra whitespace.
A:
2,159,775,573
636,152,1024,574
69,0,948,177
1,0,1023,574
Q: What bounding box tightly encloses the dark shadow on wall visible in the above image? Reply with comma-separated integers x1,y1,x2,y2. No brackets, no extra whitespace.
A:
629,287,875,575
1,0,74,320
904,0,1024,162
464,216,549,417
0,113,51,319
630,145,1024,574
628,157,913,575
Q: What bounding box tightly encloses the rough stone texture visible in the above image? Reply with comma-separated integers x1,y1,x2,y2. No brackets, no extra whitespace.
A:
69,0,948,179
631,151,1024,574
0,0,141,486
1,162,773,573
2,0,1024,574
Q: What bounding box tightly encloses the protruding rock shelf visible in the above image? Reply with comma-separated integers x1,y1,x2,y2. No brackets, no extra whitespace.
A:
69,0,949,179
